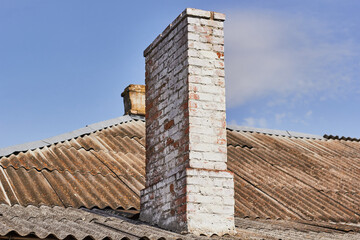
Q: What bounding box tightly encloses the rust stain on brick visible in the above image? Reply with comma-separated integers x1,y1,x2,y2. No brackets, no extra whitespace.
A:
170,184,175,194
189,93,199,100
217,52,224,58
166,138,174,146
188,101,197,109
164,119,174,130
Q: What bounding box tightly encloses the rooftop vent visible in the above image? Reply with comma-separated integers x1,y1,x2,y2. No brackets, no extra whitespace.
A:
121,84,145,116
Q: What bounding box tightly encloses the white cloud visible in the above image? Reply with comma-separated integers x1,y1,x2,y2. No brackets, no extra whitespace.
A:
225,10,358,108
305,110,313,118
242,117,267,128
228,119,238,126
275,113,286,125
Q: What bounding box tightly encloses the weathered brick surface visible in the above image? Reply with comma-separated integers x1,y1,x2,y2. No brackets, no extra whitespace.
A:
140,8,235,236
186,168,235,235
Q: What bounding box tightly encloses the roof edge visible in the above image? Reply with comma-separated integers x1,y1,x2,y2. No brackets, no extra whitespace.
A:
0,115,144,158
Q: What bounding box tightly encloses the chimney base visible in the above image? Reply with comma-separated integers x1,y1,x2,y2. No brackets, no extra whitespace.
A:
140,168,235,236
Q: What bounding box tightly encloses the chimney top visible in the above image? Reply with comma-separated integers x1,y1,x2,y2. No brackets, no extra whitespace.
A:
121,84,145,116
143,8,225,57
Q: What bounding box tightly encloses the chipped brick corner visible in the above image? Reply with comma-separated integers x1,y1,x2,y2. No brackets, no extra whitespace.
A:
140,8,235,236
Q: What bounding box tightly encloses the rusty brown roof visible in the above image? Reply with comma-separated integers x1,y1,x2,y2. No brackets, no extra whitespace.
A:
227,129,360,222
0,116,145,210
0,116,359,224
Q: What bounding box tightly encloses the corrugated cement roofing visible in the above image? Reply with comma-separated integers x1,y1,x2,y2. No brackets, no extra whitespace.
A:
0,115,144,158
0,204,359,240
0,115,359,224
0,115,146,210
0,204,189,240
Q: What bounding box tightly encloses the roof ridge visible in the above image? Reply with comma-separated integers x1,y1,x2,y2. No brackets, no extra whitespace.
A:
227,125,323,140
0,116,324,157
0,115,143,158
323,134,360,142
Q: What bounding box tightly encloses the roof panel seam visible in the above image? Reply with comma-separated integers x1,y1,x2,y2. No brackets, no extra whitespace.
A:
89,151,141,198
40,171,66,208
0,165,121,178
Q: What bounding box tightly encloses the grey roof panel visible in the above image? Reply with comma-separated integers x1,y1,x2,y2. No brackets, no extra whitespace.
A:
42,127,93,144
0,204,192,240
1,204,359,240
287,130,324,139
86,115,133,131
227,125,323,139
0,140,48,157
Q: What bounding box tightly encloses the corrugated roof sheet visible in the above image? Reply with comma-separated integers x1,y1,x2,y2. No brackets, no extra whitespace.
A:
227,129,360,222
0,204,359,240
324,134,360,142
233,218,360,240
0,116,145,210
0,115,359,224
0,204,190,240
0,115,144,158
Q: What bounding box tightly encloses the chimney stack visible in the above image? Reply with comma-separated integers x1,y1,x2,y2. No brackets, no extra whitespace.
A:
140,8,235,236
121,84,145,116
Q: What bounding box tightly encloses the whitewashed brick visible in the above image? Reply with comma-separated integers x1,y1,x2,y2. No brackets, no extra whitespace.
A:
186,8,211,18
214,12,226,21
140,8,234,237
213,28,224,36
213,44,224,52
200,18,224,28
188,41,212,50
199,50,218,59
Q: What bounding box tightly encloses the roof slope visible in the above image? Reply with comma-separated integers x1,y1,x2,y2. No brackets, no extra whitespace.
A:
227,129,360,222
0,204,189,240
0,116,145,210
0,115,359,223
0,204,359,240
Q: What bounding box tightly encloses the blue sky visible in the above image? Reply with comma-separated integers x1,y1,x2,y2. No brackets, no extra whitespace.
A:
0,0,359,148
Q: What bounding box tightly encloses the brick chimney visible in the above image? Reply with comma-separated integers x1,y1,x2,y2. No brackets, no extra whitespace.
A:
140,8,235,236
121,84,145,116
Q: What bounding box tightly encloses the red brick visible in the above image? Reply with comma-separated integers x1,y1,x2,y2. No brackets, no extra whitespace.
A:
164,119,174,130
170,184,175,194
189,93,200,100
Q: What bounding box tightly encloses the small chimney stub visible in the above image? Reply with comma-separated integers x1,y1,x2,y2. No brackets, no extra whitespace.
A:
121,84,145,116
140,8,235,236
